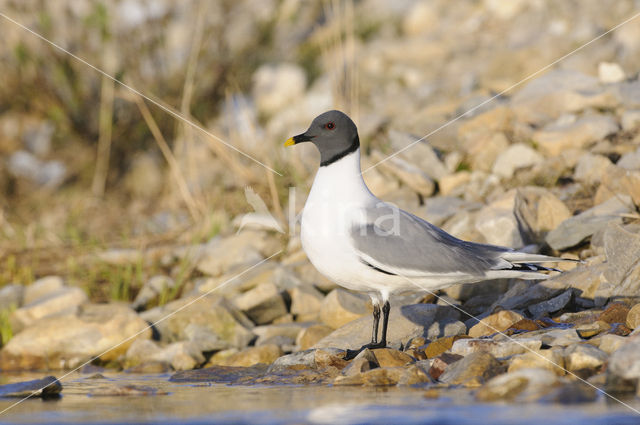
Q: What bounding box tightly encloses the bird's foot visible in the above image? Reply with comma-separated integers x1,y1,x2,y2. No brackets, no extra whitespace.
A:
344,342,387,360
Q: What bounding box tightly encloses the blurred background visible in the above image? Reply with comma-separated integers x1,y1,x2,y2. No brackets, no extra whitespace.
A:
0,0,639,302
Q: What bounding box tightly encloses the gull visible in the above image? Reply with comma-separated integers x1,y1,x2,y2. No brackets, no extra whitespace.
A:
285,110,567,359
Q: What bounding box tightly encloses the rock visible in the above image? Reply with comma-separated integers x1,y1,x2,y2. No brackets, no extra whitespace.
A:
491,143,543,179
170,364,269,384
563,344,608,376
457,106,514,143
0,284,24,311
512,328,581,347
209,344,283,367
195,230,277,277
423,196,481,227
573,153,612,185
626,304,640,329
424,335,469,359
88,383,168,397
617,80,640,109
598,303,630,325
533,115,618,157
474,190,526,247
0,376,61,398
476,368,559,401
508,347,566,376
514,187,571,242
465,132,510,173
11,287,88,332
575,321,610,339
267,348,346,373
319,289,370,329
593,334,627,354
314,304,460,350
546,196,632,250
622,114,640,137
182,323,230,352
371,348,415,367
7,151,66,188
195,261,281,295
131,275,176,311
527,289,573,317
233,282,288,325
340,349,379,376
0,304,151,370
438,172,471,196
402,2,436,36
429,353,463,380
253,63,306,116
451,338,541,357
438,352,502,387
140,294,254,348
598,62,625,84
617,145,640,168
608,338,640,380
253,323,307,347
370,151,435,197
388,130,448,180
23,276,64,305
125,339,204,371
511,70,616,125
594,165,640,206
334,364,430,386
595,224,640,302
296,324,334,350
468,310,524,338
290,285,324,322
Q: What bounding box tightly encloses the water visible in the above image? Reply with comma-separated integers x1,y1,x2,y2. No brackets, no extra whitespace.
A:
0,373,639,424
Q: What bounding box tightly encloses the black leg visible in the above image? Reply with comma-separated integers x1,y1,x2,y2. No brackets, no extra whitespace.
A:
379,301,390,346
371,304,381,344
344,301,390,360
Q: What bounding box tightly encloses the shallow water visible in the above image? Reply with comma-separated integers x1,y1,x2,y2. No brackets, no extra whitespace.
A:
0,373,639,425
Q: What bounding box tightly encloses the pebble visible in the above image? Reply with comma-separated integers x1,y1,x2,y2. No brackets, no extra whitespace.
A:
476,368,559,402
319,289,370,329
625,304,640,329
468,310,524,338
209,344,283,367
314,303,459,350
0,376,62,398
233,282,288,325
334,364,430,386
562,344,608,376
438,352,503,387
508,348,566,376
451,338,541,357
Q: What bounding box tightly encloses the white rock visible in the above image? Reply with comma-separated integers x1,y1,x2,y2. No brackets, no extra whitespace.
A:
491,143,543,179
252,63,306,116
598,62,625,84
11,287,88,332
573,153,612,184
23,276,64,305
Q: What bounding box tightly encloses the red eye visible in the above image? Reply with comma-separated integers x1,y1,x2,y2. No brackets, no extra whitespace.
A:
325,122,335,130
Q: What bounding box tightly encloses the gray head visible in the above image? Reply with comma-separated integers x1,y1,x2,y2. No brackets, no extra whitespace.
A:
285,110,360,166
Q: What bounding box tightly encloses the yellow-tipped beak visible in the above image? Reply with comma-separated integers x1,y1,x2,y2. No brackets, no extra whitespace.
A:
284,137,296,147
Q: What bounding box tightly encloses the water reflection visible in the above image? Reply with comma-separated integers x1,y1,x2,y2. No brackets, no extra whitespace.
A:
0,373,638,424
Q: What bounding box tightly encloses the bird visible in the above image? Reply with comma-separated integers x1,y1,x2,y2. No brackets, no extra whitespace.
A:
285,110,568,360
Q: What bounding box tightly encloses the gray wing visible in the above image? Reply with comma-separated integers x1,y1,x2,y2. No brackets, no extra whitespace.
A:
350,204,512,276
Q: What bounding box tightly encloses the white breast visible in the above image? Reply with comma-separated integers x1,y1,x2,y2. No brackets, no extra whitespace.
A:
300,149,377,291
